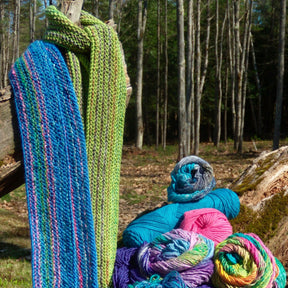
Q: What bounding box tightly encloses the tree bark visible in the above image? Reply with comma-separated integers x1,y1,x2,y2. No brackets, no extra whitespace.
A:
186,0,194,155
12,0,20,63
156,0,160,149
163,0,168,150
177,0,186,159
109,0,114,20
136,0,147,149
30,0,37,42
194,0,211,155
0,2,5,89
250,33,262,137
273,0,286,150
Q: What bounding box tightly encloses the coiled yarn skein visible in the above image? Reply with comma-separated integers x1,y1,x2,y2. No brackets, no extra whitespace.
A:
123,188,240,247
167,156,216,203
212,233,283,288
138,229,215,288
179,208,233,245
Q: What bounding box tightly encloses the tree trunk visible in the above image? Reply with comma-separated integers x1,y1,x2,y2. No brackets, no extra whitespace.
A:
273,0,286,150
156,0,160,149
234,0,241,151
163,0,168,150
250,33,262,137
239,0,253,152
12,0,20,63
93,0,99,18
227,0,236,139
194,0,211,155
30,0,36,43
109,0,114,20
0,2,5,89
186,0,194,155
136,0,147,149
194,0,201,155
177,0,186,159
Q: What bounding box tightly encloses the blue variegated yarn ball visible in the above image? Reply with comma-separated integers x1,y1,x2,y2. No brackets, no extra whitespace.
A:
167,156,216,203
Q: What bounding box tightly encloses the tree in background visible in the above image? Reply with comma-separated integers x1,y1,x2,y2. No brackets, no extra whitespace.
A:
136,0,147,149
273,0,286,150
194,0,211,155
177,0,186,159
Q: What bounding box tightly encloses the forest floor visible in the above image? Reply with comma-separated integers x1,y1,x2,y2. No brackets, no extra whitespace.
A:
0,140,285,286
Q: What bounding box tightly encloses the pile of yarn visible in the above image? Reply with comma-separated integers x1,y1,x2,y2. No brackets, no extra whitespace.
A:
116,155,287,288
167,156,216,203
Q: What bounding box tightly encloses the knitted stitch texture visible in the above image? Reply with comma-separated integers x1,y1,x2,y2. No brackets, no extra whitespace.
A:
9,41,98,287
44,6,127,287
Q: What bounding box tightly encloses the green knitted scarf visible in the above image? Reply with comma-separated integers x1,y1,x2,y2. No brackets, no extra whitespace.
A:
44,6,127,287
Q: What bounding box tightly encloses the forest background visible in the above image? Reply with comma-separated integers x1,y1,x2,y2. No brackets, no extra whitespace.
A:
1,0,288,156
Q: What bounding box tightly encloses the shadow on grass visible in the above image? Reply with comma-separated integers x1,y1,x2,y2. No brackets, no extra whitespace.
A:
0,241,31,260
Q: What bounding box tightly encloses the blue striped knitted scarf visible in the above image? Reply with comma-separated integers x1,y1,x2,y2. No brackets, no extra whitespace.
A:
9,41,98,287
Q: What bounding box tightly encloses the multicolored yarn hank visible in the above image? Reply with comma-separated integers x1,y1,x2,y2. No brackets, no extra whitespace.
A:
128,272,188,288
167,156,216,203
212,233,281,288
123,188,240,247
44,6,127,287
137,229,215,288
9,41,98,287
179,208,233,245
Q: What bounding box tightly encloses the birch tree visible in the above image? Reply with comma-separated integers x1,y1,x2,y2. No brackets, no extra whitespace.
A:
186,0,195,155
12,0,20,63
177,0,186,159
30,0,36,42
233,0,253,152
136,0,147,149
194,0,211,155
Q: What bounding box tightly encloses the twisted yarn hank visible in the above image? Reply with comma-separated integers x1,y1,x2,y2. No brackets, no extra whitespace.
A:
123,188,240,247
9,41,98,287
212,233,280,288
167,156,216,203
138,229,215,288
112,247,146,288
44,6,127,287
179,208,233,245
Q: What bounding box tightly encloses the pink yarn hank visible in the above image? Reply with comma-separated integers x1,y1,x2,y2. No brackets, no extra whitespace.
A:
179,208,233,245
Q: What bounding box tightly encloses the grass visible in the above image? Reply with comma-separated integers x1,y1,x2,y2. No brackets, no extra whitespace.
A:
0,185,32,288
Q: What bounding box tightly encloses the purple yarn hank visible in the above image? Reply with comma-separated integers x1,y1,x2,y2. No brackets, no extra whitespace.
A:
113,247,146,288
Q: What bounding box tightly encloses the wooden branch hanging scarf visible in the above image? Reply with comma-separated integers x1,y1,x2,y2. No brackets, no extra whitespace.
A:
9,5,127,288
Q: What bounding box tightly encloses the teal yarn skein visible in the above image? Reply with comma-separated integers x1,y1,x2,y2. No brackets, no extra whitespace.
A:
123,188,240,247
